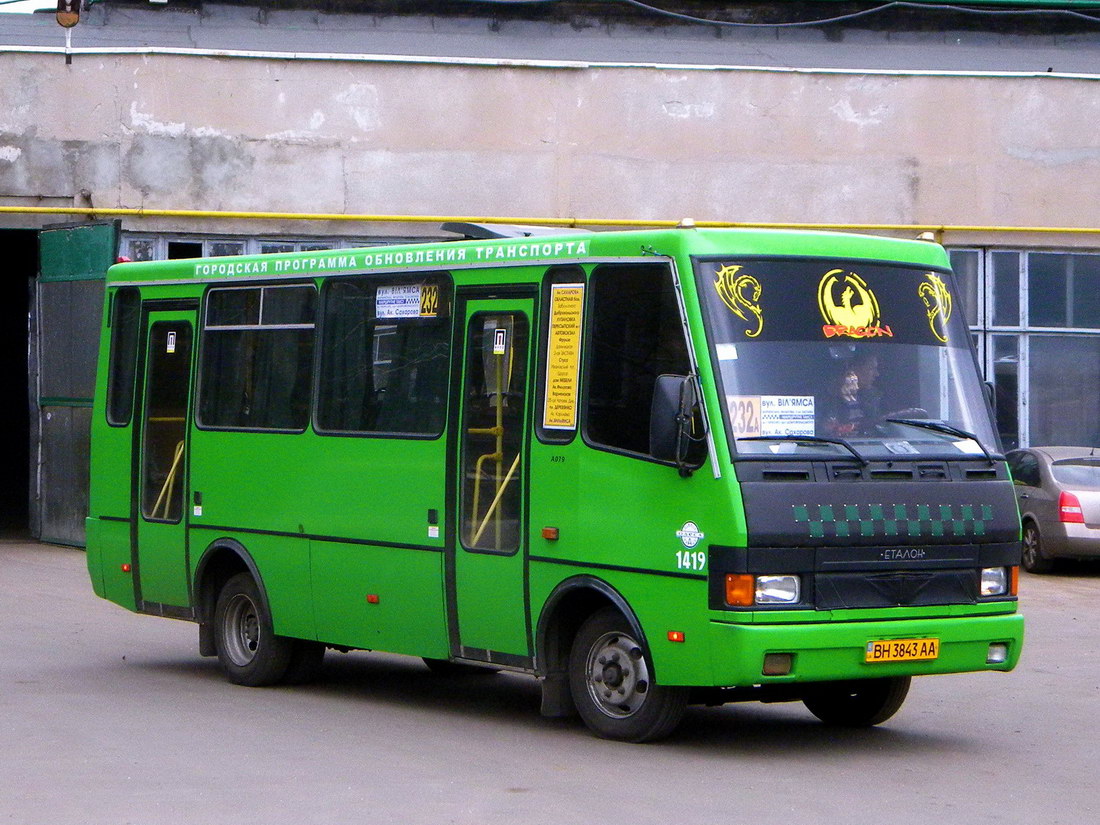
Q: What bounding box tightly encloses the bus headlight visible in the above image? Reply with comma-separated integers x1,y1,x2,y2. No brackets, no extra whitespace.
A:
754,575,801,605
980,567,1009,597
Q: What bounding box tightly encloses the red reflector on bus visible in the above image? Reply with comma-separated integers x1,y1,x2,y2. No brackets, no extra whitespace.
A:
667,631,685,643
541,527,560,541
121,563,131,573
366,594,379,604
1059,491,1085,523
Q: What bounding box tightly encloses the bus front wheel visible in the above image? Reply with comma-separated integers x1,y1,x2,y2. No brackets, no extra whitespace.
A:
802,676,911,727
568,607,688,742
213,572,294,687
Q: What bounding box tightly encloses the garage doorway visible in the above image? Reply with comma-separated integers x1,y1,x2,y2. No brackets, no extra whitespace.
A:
0,229,36,535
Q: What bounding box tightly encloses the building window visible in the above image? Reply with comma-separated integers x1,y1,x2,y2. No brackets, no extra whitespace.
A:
1029,335,1100,445
951,247,1100,449
1028,253,1100,329
121,236,364,261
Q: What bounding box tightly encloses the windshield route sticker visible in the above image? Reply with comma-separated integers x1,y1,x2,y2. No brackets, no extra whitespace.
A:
730,395,815,438
760,396,815,436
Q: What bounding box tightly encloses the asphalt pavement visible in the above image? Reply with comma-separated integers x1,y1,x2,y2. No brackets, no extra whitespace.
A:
2,535,1098,824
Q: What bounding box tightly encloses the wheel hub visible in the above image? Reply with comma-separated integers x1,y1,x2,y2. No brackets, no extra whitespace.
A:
223,592,261,667
585,632,651,719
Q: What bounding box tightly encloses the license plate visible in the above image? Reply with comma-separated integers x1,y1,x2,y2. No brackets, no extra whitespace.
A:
865,637,940,663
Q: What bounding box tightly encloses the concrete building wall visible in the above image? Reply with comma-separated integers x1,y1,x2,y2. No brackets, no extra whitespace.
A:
2,49,1097,245
3,21,1099,541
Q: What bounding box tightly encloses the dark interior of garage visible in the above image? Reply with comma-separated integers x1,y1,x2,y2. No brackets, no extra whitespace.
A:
1,230,35,534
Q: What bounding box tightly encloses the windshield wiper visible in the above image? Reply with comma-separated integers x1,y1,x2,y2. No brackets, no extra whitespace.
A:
885,418,996,465
739,435,869,466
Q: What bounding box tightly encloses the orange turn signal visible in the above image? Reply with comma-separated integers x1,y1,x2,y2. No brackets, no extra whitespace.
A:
667,631,685,643
1010,566,1019,597
725,574,755,607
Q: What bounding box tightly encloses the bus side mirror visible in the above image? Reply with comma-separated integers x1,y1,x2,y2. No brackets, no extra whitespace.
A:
650,374,705,476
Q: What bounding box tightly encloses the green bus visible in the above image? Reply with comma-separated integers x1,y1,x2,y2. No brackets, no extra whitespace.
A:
86,223,1023,742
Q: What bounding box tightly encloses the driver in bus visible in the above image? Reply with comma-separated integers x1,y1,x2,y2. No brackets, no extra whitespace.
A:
822,352,882,437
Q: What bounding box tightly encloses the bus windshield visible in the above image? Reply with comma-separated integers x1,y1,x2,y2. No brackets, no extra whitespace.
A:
696,257,998,461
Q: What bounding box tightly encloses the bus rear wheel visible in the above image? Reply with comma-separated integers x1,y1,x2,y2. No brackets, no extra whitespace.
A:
568,607,688,742
802,676,911,727
213,572,294,687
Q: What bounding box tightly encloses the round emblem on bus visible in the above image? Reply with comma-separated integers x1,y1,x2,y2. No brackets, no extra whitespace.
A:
676,521,705,549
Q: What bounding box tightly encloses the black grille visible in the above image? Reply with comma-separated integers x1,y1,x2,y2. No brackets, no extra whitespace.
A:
814,569,978,609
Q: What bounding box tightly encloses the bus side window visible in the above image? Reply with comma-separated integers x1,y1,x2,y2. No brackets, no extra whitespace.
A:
106,287,141,426
316,275,452,437
585,263,690,458
197,284,316,432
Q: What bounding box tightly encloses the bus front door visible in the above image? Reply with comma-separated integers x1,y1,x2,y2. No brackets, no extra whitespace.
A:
134,308,196,611
451,297,535,664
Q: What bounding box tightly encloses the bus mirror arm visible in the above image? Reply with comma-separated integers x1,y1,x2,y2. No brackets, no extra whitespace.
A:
650,374,706,477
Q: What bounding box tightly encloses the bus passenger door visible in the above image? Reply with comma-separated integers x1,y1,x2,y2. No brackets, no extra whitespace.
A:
134,307,197,610
450,296,535,664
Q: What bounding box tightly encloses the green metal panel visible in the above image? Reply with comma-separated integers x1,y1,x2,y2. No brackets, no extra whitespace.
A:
35,221,119,547
39,222,119,282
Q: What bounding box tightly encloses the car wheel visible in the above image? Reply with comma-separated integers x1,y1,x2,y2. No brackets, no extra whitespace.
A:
1021,521,1054,574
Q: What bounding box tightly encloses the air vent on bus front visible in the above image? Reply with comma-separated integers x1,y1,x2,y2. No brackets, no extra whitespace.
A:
761,470,813,482
965,468,999,480
917,463,949,479
869,469,915,481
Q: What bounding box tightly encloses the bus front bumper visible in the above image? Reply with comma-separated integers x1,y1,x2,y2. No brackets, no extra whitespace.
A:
706,611,1024,687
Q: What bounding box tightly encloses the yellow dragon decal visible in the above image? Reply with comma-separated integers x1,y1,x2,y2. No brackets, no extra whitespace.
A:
918,273,953,343
714,264,764,338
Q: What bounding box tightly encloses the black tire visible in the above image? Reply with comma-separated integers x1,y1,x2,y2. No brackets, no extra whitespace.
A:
803,676,911,727
213,572,294,686
422,657,499,676
283,640,326,685
568,607,688,743
1021,521,1054,574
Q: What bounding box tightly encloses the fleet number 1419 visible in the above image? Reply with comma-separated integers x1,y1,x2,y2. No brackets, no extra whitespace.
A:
676,550,706,571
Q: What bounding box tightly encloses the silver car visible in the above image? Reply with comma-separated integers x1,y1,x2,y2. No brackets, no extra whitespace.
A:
1006,447,1100,573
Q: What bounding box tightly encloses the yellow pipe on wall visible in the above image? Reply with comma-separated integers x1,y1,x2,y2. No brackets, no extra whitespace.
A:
2,204,1099,238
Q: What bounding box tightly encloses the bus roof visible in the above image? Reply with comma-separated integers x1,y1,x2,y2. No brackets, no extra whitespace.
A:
105,226,951,286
